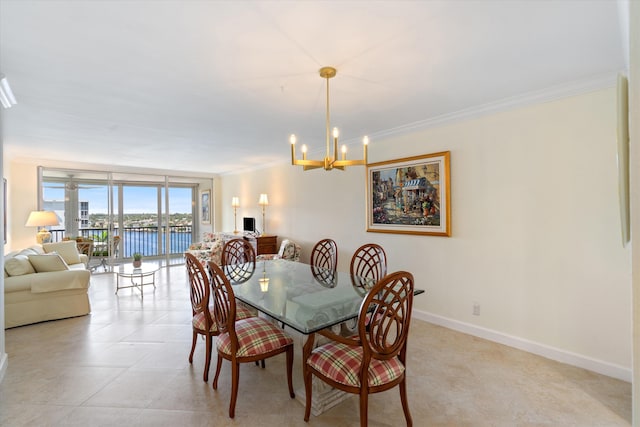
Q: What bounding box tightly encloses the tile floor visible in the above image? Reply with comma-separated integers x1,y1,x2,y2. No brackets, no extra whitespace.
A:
0,264,632,426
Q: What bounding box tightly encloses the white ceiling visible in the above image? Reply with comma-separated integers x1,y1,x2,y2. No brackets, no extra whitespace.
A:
0,0,627,175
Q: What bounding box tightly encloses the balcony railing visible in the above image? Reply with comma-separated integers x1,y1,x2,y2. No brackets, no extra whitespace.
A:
50,226,193,259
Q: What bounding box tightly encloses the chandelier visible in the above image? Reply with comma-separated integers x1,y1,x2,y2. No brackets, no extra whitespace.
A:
290,66,368,171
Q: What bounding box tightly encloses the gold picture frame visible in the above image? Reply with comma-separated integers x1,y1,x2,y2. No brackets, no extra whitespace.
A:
367,151,451,236
200,189,211,225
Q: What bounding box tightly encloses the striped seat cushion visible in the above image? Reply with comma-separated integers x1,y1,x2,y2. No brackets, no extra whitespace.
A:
217,317,293,357
306,341,405,387
192,305,254,332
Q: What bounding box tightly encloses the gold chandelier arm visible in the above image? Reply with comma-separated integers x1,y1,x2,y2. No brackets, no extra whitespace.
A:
292,158,324,170
333,159,366,168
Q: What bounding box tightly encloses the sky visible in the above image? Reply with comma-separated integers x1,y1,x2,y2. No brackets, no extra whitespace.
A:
43,184,194,214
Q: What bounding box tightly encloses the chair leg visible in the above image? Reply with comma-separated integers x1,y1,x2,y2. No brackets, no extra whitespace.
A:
399,377,413,426
261,359,266,369
188,331,197,363
203,334,212,382
212,354,223,390
359,390,369,427
286,346,295,398
303,364,312,422
229,361,240,418
303,333,316,422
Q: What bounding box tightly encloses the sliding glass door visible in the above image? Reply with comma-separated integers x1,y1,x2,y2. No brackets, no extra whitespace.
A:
40,167,198,268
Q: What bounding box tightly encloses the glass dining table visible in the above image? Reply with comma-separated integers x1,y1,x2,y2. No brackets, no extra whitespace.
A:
228,259,423,415
230,259,382,334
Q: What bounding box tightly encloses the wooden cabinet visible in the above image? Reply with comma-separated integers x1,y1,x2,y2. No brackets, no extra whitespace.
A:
256,235,278,255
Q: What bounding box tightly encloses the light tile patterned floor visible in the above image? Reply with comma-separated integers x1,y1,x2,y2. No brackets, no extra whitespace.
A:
0,264,632,426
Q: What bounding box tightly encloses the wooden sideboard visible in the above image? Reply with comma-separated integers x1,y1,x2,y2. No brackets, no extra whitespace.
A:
256,235,278,255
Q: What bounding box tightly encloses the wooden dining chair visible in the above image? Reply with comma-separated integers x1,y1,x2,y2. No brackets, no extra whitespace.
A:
310,238,338,272
185,253,254,382
208,261,295,418
303,271,415,427
350,243,387,291
221,238,256,283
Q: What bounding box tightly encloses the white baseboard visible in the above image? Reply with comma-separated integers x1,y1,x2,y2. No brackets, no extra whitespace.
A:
413,309,632,383
0,352,7,383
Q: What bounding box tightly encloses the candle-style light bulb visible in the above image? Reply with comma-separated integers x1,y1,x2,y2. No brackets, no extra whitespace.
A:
363,136,369,164
333,127,339,138
290,134,297,165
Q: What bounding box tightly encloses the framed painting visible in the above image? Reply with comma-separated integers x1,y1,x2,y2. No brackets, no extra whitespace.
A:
367,151,451,236
200,189,211,224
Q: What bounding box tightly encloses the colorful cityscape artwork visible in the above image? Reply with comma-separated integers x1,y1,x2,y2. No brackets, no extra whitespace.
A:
367,151,451,236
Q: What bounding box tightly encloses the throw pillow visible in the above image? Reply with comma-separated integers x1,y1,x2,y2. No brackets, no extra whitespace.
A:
28,253,70,273
4,255,37,276
42,241,81,265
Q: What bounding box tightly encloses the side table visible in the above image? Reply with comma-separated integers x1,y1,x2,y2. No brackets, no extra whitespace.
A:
256,235,277,255
116,264,159,298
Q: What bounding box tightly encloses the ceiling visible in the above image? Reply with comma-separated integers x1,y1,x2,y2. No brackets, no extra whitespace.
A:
0,1,627,176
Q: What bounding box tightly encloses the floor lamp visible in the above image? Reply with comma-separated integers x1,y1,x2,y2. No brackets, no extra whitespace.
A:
232,197,240,233
258,194,268,236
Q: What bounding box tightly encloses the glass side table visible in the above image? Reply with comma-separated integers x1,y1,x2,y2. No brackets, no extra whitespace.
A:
115,264,159,298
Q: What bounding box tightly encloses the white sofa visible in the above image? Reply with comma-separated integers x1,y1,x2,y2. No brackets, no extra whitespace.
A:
4,241,91,328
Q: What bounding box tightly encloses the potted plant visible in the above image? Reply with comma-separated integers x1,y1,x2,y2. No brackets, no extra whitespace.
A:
132,252,143,268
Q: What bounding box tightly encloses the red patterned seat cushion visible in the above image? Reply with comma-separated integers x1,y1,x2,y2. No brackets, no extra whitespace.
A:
217,317,293,357
192,305,254,332
306,341,405,387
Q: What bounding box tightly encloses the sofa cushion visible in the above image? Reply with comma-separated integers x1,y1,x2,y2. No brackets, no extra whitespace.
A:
18,247,42,257
4,255,37,276
28,253,70,273
42,241,81,265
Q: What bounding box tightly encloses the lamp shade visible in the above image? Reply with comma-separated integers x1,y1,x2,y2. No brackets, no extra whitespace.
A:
25,211,59,227
25,210,59,244
231,196,240,207
258,194,269,206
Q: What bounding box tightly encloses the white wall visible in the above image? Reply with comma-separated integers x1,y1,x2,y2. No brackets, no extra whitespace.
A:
221,88,632,380
0,117,7,381
627,0,640,422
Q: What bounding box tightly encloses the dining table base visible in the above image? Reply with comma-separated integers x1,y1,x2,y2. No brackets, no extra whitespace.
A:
295,381,351,417
292,325,356,416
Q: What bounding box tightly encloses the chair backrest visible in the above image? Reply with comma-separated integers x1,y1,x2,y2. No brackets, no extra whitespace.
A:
278,239,302,262
221,238,256,283
75,237,94,257
185,252,211,321
208,261,238,344
358,271,414,364
350,243,387,290
310,239,338,272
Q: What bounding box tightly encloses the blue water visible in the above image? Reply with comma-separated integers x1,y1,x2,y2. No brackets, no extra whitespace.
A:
120,230,192,258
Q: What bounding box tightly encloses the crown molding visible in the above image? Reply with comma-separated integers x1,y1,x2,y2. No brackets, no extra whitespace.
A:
369,72,619,141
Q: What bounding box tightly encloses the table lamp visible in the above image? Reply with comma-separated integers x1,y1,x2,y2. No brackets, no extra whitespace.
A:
258,193,268,236
25,210,60,244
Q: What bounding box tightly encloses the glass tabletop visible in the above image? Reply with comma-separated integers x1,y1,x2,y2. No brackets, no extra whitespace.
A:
230,259,389,334
117,264,159,276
